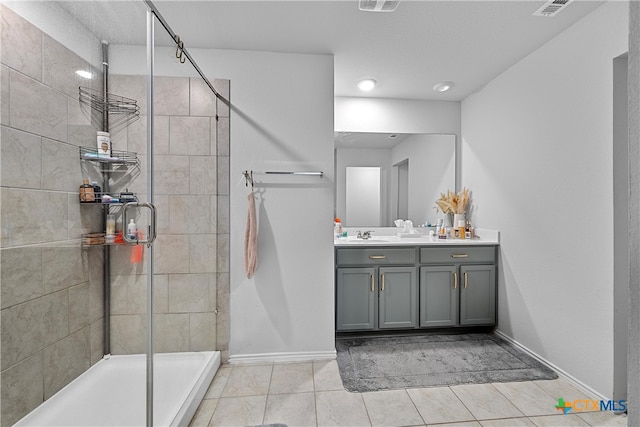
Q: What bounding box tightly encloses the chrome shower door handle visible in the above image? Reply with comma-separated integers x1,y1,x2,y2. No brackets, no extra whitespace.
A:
122,202,157,245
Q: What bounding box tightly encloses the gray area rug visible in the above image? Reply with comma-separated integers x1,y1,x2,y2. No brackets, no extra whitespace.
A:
336,333,558,392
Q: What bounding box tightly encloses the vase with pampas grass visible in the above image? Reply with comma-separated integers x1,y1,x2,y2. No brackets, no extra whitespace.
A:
435,188,471,228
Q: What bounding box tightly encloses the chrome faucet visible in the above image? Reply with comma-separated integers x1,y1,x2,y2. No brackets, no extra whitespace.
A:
357,230,373,239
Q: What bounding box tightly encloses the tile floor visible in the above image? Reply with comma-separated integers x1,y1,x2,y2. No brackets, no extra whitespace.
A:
189,360,628,427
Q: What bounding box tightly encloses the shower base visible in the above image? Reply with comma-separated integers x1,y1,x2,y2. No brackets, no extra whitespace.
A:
14,351,220,427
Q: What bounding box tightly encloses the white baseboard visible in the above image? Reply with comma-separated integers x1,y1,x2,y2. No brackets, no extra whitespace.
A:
494,330,607,401
228,350,336,365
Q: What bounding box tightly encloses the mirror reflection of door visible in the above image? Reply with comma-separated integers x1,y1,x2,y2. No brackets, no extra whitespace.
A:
395,159,409,220
346,166,381,226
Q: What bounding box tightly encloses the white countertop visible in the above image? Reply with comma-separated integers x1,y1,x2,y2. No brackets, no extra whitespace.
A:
334,228,499,247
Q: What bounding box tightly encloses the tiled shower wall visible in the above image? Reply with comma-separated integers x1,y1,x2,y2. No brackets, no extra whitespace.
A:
0,5,105,426
107,74,230,359
0,5,230,425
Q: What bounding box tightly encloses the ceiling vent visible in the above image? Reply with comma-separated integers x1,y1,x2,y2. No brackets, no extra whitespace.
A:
359,0,400,12
533,0,573,17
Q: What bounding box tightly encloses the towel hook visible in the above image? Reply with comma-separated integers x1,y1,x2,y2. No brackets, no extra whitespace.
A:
243,170,254,189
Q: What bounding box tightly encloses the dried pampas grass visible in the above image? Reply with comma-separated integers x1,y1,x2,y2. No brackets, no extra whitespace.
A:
435,188,471,214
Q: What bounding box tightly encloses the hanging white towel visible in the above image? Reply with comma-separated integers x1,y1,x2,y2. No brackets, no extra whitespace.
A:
244,191,258,278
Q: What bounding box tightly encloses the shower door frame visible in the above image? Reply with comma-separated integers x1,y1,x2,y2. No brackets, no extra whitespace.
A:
145,10,156,426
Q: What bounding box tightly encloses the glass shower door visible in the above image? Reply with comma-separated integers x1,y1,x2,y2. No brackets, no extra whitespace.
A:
146,3,227,425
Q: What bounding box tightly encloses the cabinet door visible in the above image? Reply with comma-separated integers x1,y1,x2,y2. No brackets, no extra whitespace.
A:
336,267,377,331
460,265,496,326
378,267,417,329
419,266,458,327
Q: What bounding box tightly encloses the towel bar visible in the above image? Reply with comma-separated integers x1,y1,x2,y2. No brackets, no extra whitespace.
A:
242,170,324,187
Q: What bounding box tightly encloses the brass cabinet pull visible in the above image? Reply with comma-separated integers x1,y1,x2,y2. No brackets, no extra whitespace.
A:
371,274,374,292
369,255,386,260
451,254,469,258
464,272,468,288
381,274,385,291
453,271,458,289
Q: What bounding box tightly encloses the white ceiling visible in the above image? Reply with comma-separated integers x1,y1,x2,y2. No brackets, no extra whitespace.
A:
57,0,606,102
158,0,607,101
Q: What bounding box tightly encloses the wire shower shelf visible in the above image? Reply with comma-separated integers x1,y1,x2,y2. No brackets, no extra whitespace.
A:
79,146,138,165
78,86,140,131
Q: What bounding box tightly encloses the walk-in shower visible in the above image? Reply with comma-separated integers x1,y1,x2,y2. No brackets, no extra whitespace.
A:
1,1,229,425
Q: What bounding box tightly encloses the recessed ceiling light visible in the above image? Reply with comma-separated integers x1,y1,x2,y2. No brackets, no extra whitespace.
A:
357,78,377,91
433,81,454,93
75,70,93,79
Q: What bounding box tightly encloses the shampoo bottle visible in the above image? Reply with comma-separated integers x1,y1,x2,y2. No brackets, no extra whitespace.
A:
91,181,101,202
334,218,343,239
127,219,137,240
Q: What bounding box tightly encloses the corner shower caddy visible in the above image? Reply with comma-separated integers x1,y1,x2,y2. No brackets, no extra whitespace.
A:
78,83,142,248
79,146,141,247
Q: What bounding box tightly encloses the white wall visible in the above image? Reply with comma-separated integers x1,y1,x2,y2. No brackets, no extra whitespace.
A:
111,46,336,360
335,97,460,135
194,49,335,360
461,1,628,398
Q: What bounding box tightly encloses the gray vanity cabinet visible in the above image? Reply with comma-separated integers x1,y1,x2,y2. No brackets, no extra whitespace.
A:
336,267,377,331
335,244,497,332
378,267,418,329
419,265,458,327
459,264,496,325
419,246,496,328
335,248,417,331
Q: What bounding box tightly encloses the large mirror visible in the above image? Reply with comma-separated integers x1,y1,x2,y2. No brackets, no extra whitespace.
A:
335,132,456,227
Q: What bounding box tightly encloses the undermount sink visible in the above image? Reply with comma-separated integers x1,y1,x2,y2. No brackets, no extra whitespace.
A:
340,236,397,243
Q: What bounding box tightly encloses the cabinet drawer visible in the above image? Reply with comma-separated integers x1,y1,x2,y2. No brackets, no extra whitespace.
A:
420,246,495,264
337,248,416,266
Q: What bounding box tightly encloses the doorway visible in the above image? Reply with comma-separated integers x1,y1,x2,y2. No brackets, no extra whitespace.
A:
395,159,409,221
613,52,628,402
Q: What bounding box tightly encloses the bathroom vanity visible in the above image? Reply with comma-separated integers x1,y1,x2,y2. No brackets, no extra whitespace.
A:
334,229,499,332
